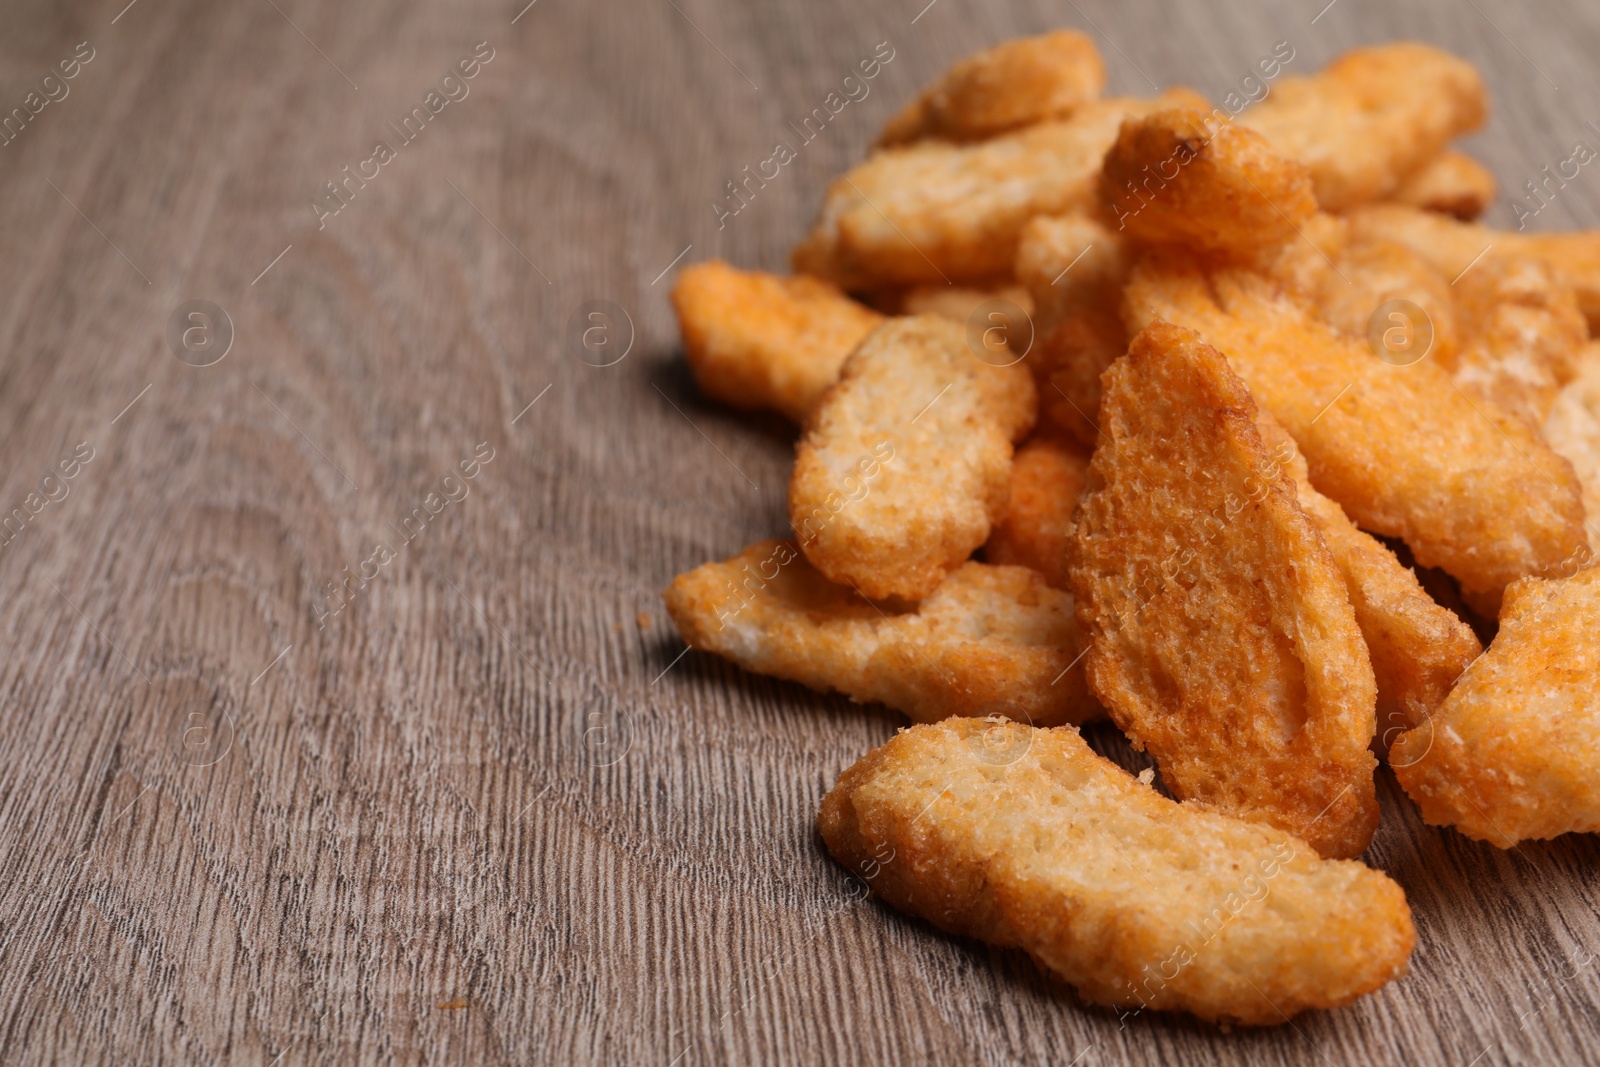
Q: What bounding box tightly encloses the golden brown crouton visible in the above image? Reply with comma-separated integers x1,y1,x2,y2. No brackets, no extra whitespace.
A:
819,718,1415,1024
1387,150,1496,219
1255,413,1482,747
1069,321,1379,858
1238,43,1487,210
899,282,1035,361
664,542,1098,726
1013,214,1132,449
1447,256,1587,429
1543,342,1600,550
789,316,1035,601
793,90,1207,290
983,436,1087,590
876,31,1105,146
1392,564,1600,846
1123,257,1589,601
671,261,884,422
1100,108,1318,262
1346,203,1600,334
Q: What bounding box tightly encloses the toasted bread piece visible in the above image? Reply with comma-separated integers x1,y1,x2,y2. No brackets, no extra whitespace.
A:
1123,257,1589,601
1387,150,1496,219
1346,203,1600,334
1447,256,1587,428
1310,234,1460,363
900,282,1035,359
1100,108,1318,262
665,542,1098,725
877,31,1105,146
1392,565,1600,846
819,718,1415,1024
1543,342,1600,550
1069,321,1379,858
1255,413,1482,747
793,89,1207,290
671,262,884,422
984,436,1088,590
1238,43,1487,210
1014,214,1132,448
790,316,1035,601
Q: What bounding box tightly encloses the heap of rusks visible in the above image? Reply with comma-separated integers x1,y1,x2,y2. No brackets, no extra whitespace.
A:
664,32,1600,1026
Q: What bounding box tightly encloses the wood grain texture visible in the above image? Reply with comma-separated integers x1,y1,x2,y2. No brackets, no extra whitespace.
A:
0,0,1597,1063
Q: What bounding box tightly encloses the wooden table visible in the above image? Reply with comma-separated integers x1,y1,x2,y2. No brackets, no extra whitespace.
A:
1,0,1597,1062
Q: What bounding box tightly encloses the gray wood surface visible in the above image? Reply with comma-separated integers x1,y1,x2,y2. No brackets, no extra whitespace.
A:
0,0,1597,1063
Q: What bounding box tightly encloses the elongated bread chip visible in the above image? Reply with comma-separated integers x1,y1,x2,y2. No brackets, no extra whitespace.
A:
794,89,1206,289
1069,321,1379,858
1392,564,1600,846
819,718,1415,1024
671,261,884,422
1447,256,1587,428
1238,43,1487,210
1347,203,1600,334
899,282,1034,349
1543,342,1600,549
665,542,1098,725
1014,214,1131,448
984,436,1088,590
1255,413,1481,746
877,30,1105,146
790,315,1035,601
1100,108,1317,261
1387,150,1496,219
1124,257,1589,600
1310,233,1460,362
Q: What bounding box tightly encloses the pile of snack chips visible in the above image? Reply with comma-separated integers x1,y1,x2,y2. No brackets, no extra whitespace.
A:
663,32,1600,1025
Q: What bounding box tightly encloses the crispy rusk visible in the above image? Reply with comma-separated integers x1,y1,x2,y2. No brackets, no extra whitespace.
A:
1238,43,1487,210
665,542,1098,726
1014,214,1131,449
1543,343,1600,550
1311,234,1459,362
1294,225,1581,429
1123,257,1589,600
819,718,1415,1024
671,262,884,422
1346,203,1600,334
876,31,1105,146
793,89,1206,290
1069,321,1379,858
1255,414,1482,746
1392,564,1600,846
984,436,1088,590
790,316,1035,601
1447,256,1588,428
1387,150,1496,219
900,282,1035,354
1100,109,1318,261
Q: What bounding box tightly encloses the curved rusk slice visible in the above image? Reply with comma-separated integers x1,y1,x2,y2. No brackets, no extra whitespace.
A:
1387,150,1496,220
793,89,1206,290
1237,43,1486,210
1393,564,1600,847
1123,257,1588,601
1013,213,1131,450
663,541,1098,726
1068,321,1379,858
876,30,1105,146
819,718,1415,1026
789,315,1035,602
671,261,883,422
983,435,1088,591
1255,413,1482,748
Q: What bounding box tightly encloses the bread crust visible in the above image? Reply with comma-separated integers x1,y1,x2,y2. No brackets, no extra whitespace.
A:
819,718,1415,1025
